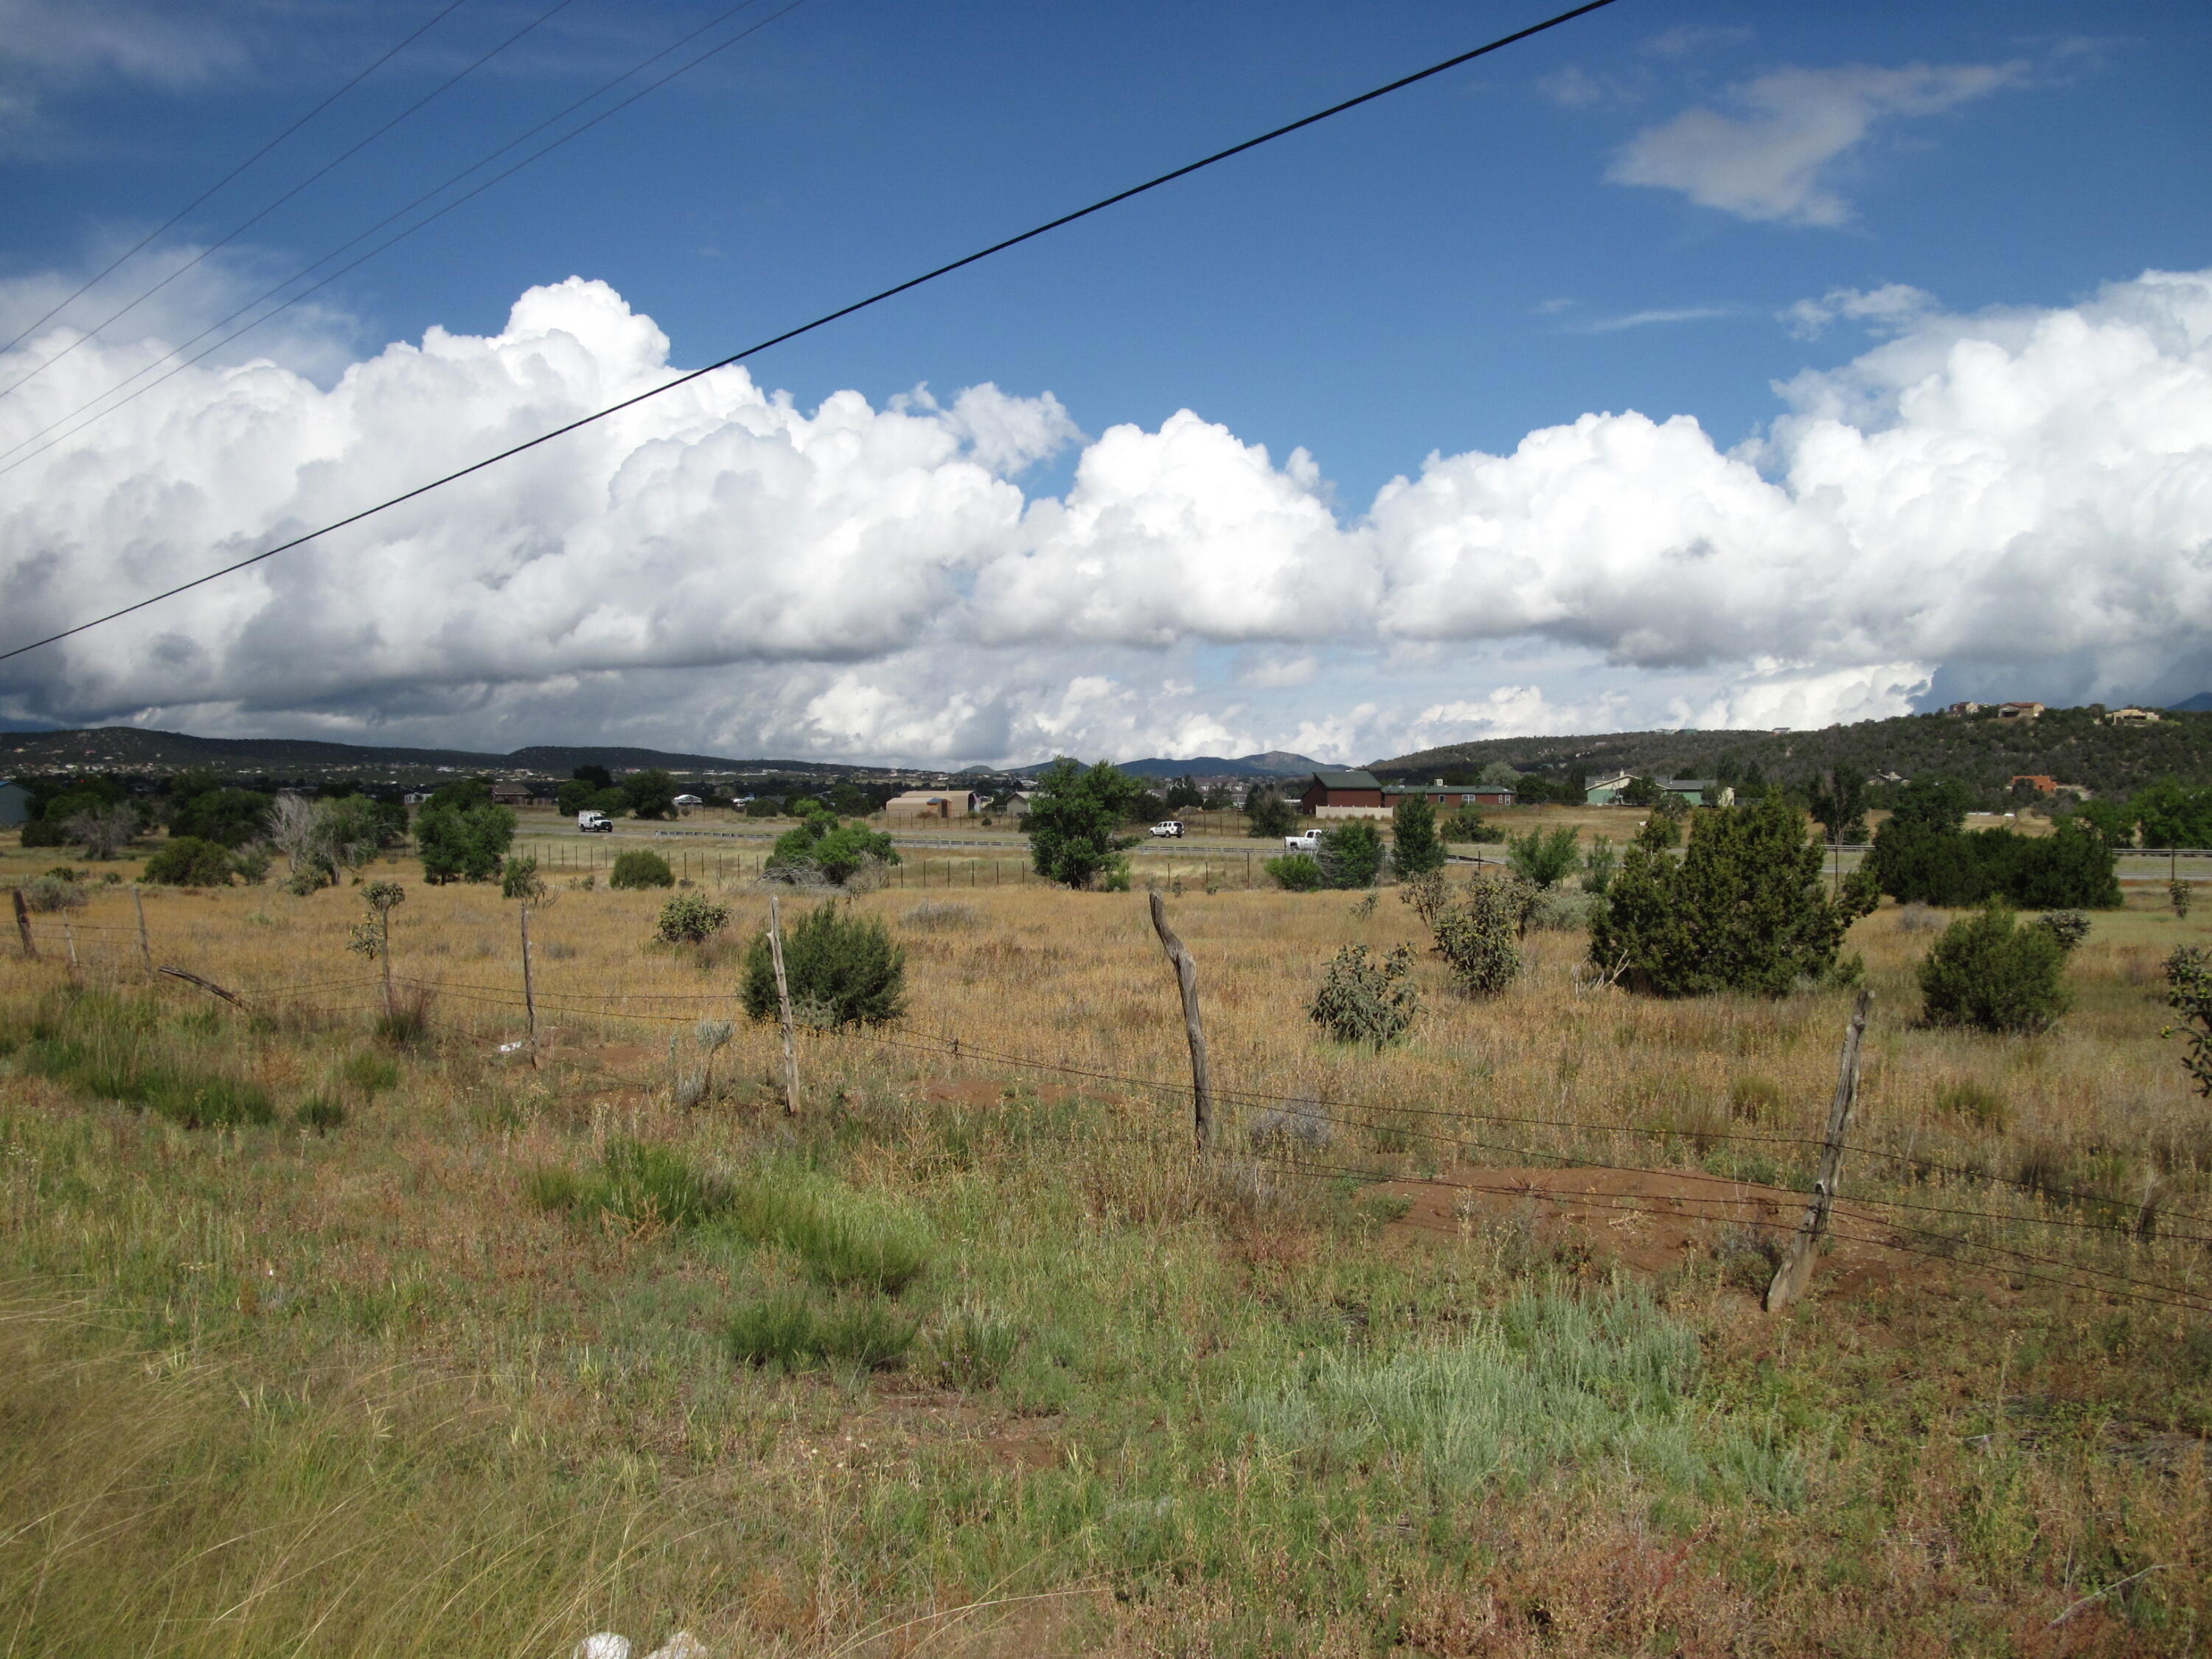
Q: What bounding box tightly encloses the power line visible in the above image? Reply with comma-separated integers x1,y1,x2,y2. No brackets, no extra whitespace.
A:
0,0,474,361
0,0,801,476
0,0,1625,667
0,0,583,405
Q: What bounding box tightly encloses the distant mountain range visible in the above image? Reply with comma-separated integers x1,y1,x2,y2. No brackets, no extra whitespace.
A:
1112,751,1322,779
0,726,912,780
2168,692,2212,713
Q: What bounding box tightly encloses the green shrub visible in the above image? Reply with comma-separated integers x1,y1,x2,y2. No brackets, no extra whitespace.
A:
1244,788,1297,840
2033,911,2090,953
1316,821,1385,888
414,801,515,884
1265,853,1324,891
740,902,905,1029
608,849,675,890
1429,878,1526,997
1591,794,1877,998
2171,880,2193,920
1918,902,2070,1034
1506,825,1580,889
655,892,731,945
1390,794,1446,878
1870,818,2120,909
1441,808,1499,844
142,836,234,887
1308,943,1419,1047
18,874,87,912
2164,946,2212,1098
1024,758,1144,888
296,1095,347,1134
1935,1079,2007,1129
499,855,545,902
766,812,898,886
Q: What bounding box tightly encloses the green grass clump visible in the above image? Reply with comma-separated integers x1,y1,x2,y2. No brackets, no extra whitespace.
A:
933,1301,1021,1391
725,1167,933,1293
3,992,274,1128
296,1095,347,1134
339,1051,401,1093
529,1139,730,1230
1234,1286,1800,1505
1728,1076,1786,1121
726,1291,917,1371
1935,1079,2007,1130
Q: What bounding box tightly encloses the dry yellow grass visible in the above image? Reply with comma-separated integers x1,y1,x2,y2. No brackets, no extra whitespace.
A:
2,832,2210,1653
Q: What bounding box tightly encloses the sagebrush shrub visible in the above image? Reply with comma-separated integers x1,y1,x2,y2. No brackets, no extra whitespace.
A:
1307,943,1419,1047
741,902,906,1028
1430,878,1526,997
655,892,731,945
609,849,674,889
2034,911,2090,953
142,836,234,887
1918,901,2070,1034
18,875,87,912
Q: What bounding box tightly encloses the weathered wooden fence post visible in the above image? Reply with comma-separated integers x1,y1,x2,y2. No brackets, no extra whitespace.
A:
1766,988,1873,1312
519,905,540,1067
61,913,79,975
1147,891,1214,1150
11,888,33,960
768,894,801,1116
133,886,152,970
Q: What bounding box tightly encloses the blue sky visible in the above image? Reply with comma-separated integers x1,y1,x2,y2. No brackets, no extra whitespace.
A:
1,0,2208,765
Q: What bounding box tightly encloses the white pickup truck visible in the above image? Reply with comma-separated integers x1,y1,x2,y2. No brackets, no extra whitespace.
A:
577,810,615,833
1283,829,1322,852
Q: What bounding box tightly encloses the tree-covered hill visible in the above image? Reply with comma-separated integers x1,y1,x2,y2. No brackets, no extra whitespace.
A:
1375,706,2212,799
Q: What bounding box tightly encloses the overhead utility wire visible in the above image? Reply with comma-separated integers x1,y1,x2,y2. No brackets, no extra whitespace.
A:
0,0,475,362
0,0,801,476
0,0,1625,666
0,0,582,404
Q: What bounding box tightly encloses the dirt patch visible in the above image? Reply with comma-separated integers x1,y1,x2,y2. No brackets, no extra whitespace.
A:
1374,1163,2010,1302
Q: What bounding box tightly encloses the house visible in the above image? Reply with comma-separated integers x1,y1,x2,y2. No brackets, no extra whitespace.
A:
673,793,703,808
402,789,435,806
0,779,29,828
2108,707,2162,727
1944,701,1984,716
2011,774,2060,795
1299,771,1512,820
1299,770,1385,818
1996,701,2045,722
488,782,535,807
885,790,955,820
1585,774,1735,808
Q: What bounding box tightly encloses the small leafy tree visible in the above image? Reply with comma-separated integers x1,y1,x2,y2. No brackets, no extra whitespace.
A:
1506,825,1580,889
1265,852,1324,891
1618,775,1662,808
2163,946,2212,1097
168,787,271,848
416,801,515,883
657,892,731,944
1316,821,1385,888
1428,877,1526,997
624,768,680,821
2171,880,2193,920
1391,793,1446,878
767,810,897,886
1024,759,1144,888
1307,943,1419,1047
1591,793,1877,998
1807,767,1868,845
610,849,675,889
142,836,234,886
1919,901,2070,1034
1244,787,1298,840
2032,911,2090,954
741,902,906,1027
1582,835,1618,896
501,855,547,902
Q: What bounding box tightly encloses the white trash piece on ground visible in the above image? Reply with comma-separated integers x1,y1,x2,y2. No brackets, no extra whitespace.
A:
647,1635,710,1659
574,1637,630,1659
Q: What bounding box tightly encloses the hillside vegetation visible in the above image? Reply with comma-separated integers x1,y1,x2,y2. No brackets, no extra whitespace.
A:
1380,704,2212,798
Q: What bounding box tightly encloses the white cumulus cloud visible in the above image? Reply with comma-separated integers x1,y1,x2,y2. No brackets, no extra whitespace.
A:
3,265,2211,764
1610,62,2023,226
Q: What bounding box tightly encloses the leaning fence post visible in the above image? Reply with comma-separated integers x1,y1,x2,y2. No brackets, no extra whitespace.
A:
1147,891,1214,1150
11,888,33,960
1766,988,1873,1312
133,886,152,970
61,913,79,975
768,894,801,1116
519,905,540,1067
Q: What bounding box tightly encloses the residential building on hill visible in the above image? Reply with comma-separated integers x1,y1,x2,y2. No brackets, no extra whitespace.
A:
0,779,27,827
1299,771,1514,820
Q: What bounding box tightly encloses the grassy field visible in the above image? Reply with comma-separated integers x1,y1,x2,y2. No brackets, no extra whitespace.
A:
1,830,2208,1655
